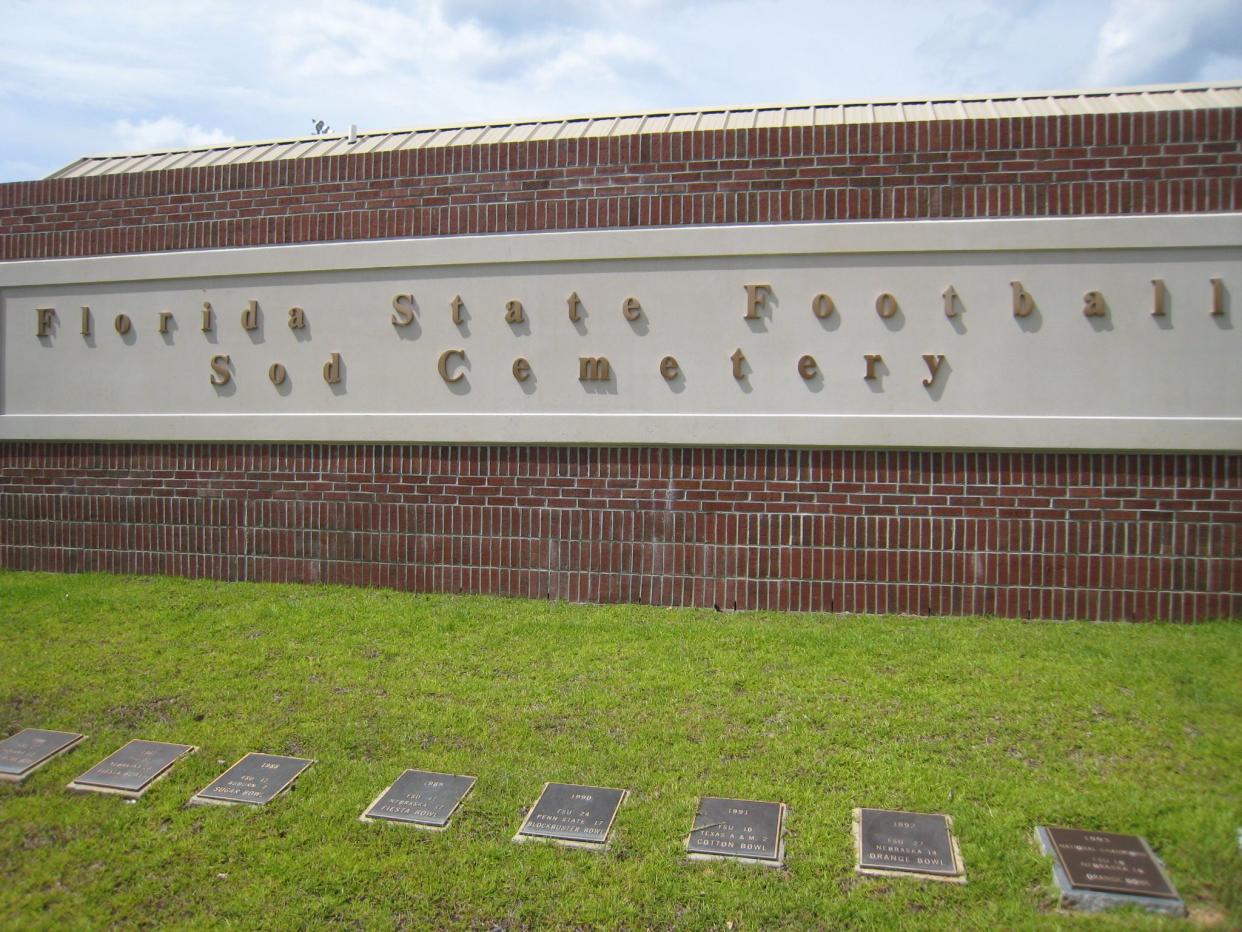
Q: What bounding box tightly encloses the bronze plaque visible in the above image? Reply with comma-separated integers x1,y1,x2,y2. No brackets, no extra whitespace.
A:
70,739,195,797
858,808,961,877
1045,827,1178,899
362,769,476,827
0,728,85,782
192,753,313,806
517,783,626,844
686,796,784,862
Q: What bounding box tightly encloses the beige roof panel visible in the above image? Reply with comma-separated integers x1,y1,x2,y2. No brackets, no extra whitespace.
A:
46,81,1242,179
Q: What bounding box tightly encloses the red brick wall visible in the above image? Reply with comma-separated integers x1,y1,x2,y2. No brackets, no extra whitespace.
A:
2,109,1240,260
2,108,1240,619
0,444,1237,621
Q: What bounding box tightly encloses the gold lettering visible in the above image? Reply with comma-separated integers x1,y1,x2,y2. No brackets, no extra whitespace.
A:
922,354,945,387
731,348,746,380
1082,290,1106,317
323,352,342,384
288,306,306,329
578,356,611,381
158,311,174,334
36,307,56,337
622,296,641,321
660,355,680,380
438,349,465,383
1151,279,1166,317
744,283,771,320
505,300,525,324
875,292,898,319
943,285,958,317
1211,277,1225,316
798,354,818,380
80,306,91,336
567,291,581,323
1011,281,1034,318
241,300,260,331
512,357,531,382
114,314,131,335
391,294,415,327
201,302,213,332
268,363,287,386
812,293,835,319
209,354,231,386
864,354,883,381
451,295,464,325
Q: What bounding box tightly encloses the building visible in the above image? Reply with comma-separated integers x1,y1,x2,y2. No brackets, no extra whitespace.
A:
1,82,1239,620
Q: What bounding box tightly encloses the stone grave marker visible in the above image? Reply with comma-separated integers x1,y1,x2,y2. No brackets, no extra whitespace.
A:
1036,826,1185,917
189,752,313,807
68,739,196,799
361,769,476,829
854,808,966,883
686,796,785,866
515,782,626,848
0,728,86,783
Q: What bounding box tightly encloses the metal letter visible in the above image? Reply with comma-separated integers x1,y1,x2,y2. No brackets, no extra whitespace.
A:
812,293,835,319
731,348,746,380
512,357,531,382
922,354,945,387
288,306,306,329
391,294,415,327
114,314,131,335
438,349,465,383
744,283,771,320
451,295,464,325
505,300,525,324
567,291,581,323
875,292,898,319
1211,278,1225,316
1082,291,1106,317
201,302,213,332
158,311,174,334
323,352,342,384
660,355,680,381
943,285,958,318
578,357,612,381
80,306,91,336
36,307,56,337
798,354,818,380
241,300,259,331
1151,279,1166,317
864,354,883,381
268,363,287,386
622,296,641,321
209,354,231,386
1011,281,1034,318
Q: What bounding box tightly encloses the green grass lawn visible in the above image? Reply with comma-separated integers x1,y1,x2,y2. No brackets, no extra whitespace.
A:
1,570,1239,930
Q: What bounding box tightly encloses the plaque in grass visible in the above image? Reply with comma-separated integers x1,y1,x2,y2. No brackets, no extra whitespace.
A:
190,753,313,806
686,796,785,865
855,808,966,882
361,769,476,829
515,783,626,848
1036,826,1185,917
0,728,86,783
68,739,196,798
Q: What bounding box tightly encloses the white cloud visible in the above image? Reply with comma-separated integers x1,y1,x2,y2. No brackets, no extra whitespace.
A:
111,117,235,153
1087,0,1242,85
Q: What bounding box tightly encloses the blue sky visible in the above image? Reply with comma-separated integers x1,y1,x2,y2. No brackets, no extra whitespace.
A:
2,0,1240,182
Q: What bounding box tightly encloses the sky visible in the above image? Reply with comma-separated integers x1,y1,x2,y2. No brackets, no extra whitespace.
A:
1,0,1240,182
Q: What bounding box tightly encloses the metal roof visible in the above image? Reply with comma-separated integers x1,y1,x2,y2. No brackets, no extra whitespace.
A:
48,81,1242,179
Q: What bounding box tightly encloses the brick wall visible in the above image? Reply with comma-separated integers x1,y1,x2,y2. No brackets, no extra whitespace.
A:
2,110,1240,260
2,107,1240,620
0,445,1237,621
